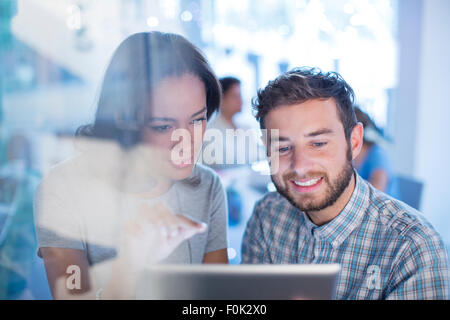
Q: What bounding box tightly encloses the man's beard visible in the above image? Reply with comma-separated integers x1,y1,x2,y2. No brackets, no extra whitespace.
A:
271,150,354,213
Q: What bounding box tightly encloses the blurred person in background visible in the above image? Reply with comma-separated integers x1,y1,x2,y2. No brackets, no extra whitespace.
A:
34,31,228,299
205,77,244,226
203,77,266,228
209,77,243,131
204,76,265,169
353,106,399,198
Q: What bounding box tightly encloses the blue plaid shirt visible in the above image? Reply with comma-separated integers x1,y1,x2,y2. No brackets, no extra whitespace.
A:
241,172,449,299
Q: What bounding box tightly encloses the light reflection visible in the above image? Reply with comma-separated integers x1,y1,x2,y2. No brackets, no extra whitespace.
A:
146,16,159,28
180,10,193,22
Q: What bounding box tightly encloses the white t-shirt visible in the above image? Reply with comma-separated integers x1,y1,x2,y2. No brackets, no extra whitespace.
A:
34,152,228,266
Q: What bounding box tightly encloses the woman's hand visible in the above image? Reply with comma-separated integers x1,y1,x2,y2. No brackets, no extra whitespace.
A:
120,202,207,271
43,203,207,300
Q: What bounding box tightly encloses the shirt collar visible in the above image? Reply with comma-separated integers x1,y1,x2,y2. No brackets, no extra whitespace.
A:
300,171,370,248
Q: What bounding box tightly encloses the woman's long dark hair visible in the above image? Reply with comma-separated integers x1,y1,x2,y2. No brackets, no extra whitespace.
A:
76,32,221,148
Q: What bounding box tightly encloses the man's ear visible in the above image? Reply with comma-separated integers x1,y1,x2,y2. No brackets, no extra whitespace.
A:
350,122,364,160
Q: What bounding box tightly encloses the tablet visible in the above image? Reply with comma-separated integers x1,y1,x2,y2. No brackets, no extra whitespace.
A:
136,264,340,300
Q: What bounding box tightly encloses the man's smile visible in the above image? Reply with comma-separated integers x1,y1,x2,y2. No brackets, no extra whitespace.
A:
289,177,324,192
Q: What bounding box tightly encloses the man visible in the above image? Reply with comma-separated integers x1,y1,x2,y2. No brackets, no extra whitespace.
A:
241,67,449,299
204,76,265,168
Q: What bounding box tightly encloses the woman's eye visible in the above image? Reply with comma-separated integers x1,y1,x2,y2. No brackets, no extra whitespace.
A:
192,117,207,125
150,125,172,132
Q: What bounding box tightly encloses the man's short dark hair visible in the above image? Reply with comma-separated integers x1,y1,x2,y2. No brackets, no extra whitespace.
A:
253,67,357,141
219,76,241,95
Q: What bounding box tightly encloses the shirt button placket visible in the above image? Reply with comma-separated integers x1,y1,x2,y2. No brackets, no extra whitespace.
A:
311,228,321,263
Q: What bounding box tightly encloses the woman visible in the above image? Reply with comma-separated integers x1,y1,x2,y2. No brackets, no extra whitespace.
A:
34,32,228,299
353,106,398,197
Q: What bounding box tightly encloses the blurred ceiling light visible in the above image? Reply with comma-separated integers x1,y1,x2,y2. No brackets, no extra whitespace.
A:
180,10,193,22
66,4,82,30
146,16,159,28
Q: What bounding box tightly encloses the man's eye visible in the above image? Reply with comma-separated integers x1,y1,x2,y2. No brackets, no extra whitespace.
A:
312,142,327,148
150,125,172,132
279,146,291,153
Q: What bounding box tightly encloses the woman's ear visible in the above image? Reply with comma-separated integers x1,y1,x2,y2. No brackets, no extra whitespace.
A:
350,122,364,161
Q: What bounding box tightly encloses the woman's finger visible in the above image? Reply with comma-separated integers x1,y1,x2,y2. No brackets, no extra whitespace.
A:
176,214,207,237
139,202,180,238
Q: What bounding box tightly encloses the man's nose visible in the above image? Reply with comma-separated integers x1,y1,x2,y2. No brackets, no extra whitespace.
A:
291,148,314,176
